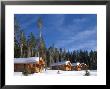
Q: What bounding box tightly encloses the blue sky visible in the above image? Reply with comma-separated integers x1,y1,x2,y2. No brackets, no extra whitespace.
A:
15,14,97,51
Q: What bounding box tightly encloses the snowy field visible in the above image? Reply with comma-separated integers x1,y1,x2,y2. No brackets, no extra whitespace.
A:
14,70,97,76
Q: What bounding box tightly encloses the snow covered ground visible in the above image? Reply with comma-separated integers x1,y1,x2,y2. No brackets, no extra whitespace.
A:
14,70,97,76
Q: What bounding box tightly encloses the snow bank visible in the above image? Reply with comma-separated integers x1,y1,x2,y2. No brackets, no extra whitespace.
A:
14,70,97,76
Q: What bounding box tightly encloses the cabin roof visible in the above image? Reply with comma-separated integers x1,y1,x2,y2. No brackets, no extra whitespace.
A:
50,61,71,66
72,63,80,66
72,62,87,66
14,57,41,64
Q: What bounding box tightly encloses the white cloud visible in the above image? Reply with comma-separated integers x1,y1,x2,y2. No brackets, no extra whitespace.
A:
55,26,97,51
56,16,91,37
72,26,97,41
68,40,97,51
73,18,87,23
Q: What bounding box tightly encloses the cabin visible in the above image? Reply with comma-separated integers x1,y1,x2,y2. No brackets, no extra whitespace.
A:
14,57,45,73
72,62,81,71
64,61,72,71
50,61,72,71
80,63,88,70
72,62,88,71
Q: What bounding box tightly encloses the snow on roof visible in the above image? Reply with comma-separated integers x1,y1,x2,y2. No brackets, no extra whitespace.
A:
72,62,80,66
50,61,87,67
80,63,87,66
14,57,41,64
50,61,71,66
77,62,80,65
50,61,65,66
65,61,71,65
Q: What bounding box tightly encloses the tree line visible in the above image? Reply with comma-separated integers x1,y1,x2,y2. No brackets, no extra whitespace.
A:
14,17,97,70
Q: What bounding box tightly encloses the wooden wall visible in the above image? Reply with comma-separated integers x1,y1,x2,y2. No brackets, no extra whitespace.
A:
14,59,45,73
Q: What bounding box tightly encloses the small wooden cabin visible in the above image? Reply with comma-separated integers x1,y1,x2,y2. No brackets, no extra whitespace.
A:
64,61,72,71
72,62,81,71
14,57,45,73
80,63,88,70
50,61,72,71
72,62,88,71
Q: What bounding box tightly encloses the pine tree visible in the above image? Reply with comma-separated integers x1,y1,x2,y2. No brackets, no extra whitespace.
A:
20,31,27,57
14,17,21,58
40,36,46,61
27,32,37,57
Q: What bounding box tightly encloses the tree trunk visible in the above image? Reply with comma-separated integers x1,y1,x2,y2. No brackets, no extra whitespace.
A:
32,49,33,57
28,47,31,57
20,44,23,57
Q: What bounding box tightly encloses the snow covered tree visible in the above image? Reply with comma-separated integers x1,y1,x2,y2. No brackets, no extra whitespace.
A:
27,32,38,57
14,17,21,58
20,31,27,57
